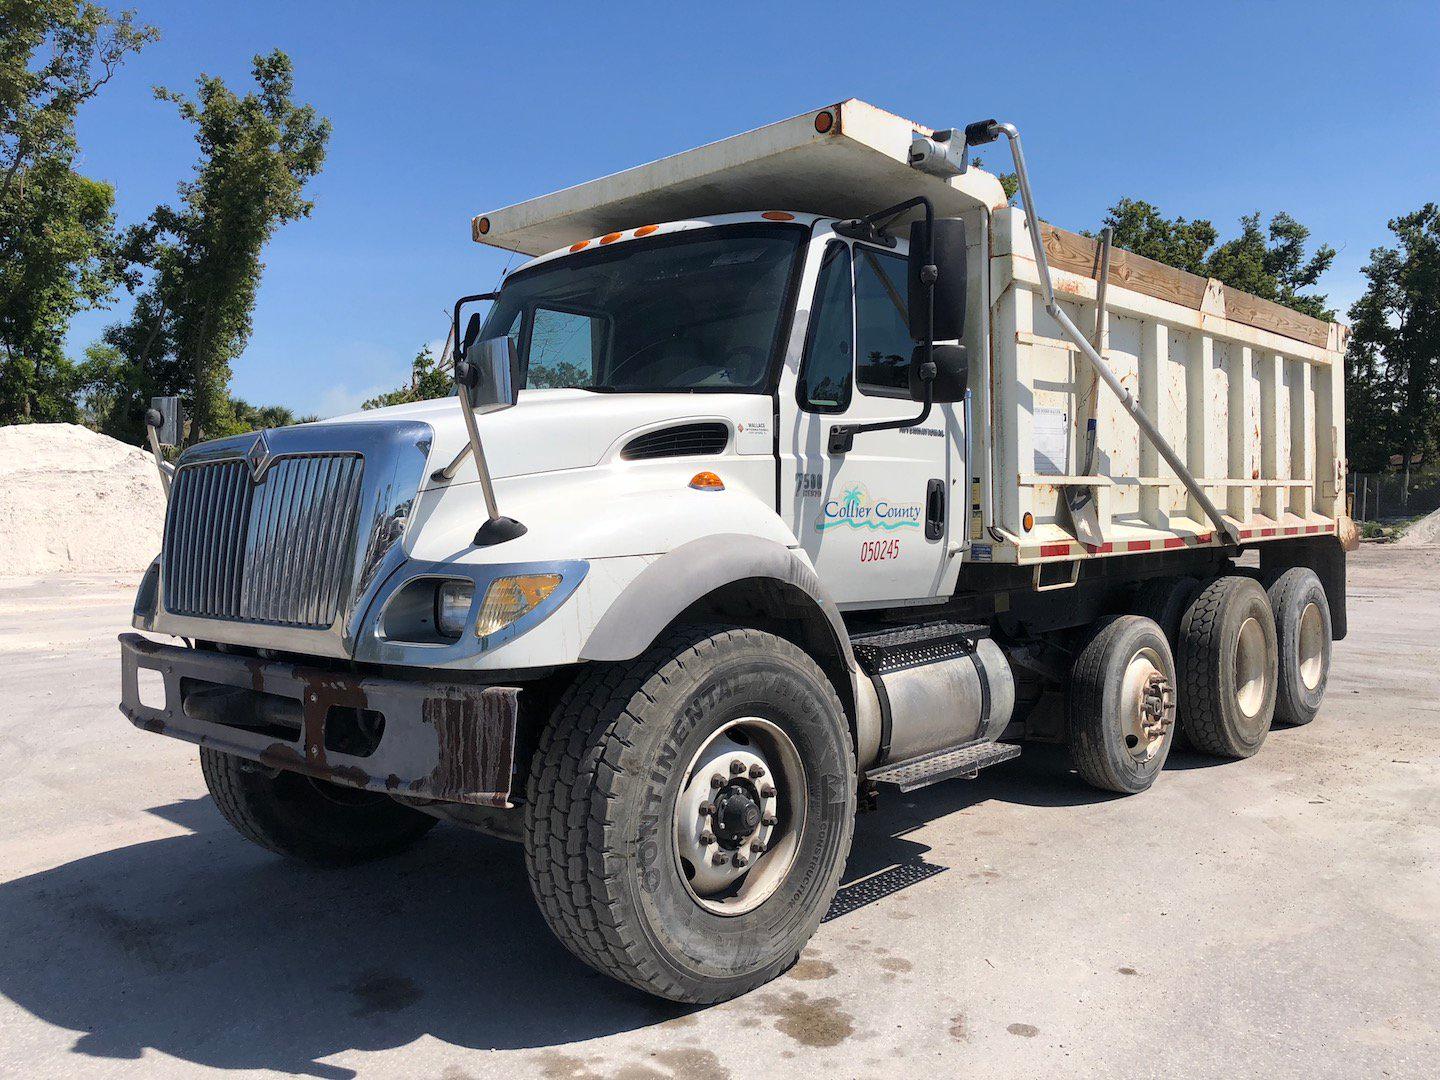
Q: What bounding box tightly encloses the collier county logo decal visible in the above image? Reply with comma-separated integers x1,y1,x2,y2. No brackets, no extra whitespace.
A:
817,482,922,532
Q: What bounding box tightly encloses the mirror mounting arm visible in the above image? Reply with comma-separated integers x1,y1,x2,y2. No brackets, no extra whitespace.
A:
829,195,939,455
442,291,528,546
828,375,934,455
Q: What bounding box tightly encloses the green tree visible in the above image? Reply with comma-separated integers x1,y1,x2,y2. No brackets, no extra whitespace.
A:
0,1,156,423
1097,199,1335,318
1098,197,1219,276
1344,204,1440,473
102,49,330,443
362,344,452,409
1206,212,1335,319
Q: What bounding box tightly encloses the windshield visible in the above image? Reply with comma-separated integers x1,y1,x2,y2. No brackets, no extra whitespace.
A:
479,223,805,393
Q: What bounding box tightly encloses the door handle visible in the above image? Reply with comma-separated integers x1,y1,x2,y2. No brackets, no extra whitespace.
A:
925,479,945,540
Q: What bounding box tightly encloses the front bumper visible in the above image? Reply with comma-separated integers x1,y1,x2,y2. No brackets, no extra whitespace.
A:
119,633,519,806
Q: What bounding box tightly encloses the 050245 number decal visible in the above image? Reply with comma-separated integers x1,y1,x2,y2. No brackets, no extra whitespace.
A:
859,538,901,563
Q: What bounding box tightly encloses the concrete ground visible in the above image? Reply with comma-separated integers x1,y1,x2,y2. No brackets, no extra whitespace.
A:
1,546,1436,1079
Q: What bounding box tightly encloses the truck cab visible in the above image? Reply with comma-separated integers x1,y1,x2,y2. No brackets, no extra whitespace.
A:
121,101,1350,1004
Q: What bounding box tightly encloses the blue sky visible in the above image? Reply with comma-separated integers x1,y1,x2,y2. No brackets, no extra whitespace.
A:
65,0,1440,418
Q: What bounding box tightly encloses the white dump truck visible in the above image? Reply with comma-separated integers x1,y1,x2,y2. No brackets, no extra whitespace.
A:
121,101,1355,1003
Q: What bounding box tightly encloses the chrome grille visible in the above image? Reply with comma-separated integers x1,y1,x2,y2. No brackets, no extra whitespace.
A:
164,454,365,628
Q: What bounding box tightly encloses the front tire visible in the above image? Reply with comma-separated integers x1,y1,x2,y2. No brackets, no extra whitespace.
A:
200,748,437,864
524,626,855,1004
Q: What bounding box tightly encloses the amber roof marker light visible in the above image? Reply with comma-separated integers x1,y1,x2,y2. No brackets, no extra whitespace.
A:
761,211,795,221
476,216,491,235
813,109,835,134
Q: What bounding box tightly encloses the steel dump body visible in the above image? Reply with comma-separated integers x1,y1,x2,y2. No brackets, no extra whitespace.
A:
474,100,1348,570
985,211,1346,565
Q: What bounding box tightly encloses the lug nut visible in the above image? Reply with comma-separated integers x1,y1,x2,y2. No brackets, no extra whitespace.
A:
712,852,729,866
729,759,746,776
762,813,777,827
700,830,716,845
750,840,766,854
733,853,749,868
760,784,776,799
749,763,766,779
710,773,725,789
699,800,715,816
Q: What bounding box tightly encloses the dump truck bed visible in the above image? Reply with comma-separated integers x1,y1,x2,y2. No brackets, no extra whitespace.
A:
981,209,1346,565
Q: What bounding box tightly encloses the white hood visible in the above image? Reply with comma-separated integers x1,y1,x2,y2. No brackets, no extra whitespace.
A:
323,388,775,484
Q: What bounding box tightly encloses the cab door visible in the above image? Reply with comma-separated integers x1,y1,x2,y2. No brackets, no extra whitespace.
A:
779,225,961,607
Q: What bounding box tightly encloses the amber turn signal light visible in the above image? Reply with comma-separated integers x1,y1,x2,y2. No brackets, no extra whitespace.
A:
689,471,725,492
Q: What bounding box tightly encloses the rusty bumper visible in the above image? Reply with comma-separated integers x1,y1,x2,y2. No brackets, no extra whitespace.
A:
119,633,519,806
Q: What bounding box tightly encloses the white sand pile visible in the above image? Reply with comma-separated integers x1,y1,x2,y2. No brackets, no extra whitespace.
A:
0,423,167,575
1396,505,1440,547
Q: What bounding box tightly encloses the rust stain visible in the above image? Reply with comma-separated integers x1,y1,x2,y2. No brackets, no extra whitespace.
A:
423,686,517,802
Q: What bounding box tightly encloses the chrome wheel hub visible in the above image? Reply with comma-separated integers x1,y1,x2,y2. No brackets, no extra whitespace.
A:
673,717,804,916
1120,646,1174,762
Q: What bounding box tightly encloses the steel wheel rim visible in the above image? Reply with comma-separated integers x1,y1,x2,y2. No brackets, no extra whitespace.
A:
1298,601,1325,691
1119,645,1174,762
672,717,806,917
1234,615,1269,718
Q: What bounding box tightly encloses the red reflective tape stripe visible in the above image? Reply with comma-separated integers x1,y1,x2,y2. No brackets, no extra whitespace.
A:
1260,528,1276,537
1284,527,1299,535
1085,542,1114,554
1039,543,1073,558
1162,537,1185,549
1126,540,1151,552
1196,533,1213,544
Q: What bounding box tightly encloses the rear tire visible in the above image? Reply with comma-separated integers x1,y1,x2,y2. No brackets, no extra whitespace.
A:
1068,616,1178,794
200,748,436,865
1265,567,1331,726
1132,575,1200,650
1178,576,1278,758
524,626,855,1004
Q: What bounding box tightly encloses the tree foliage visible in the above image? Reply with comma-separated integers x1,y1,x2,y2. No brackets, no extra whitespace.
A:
99,49,330,442
1344,204,1440,472
0,0,156,423
362,344,452,409
1098,198,1335,319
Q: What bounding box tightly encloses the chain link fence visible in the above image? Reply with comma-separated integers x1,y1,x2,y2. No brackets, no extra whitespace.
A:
1349,470,1440,523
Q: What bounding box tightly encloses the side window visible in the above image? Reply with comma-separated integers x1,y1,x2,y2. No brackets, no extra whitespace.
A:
527,307,604,389
797,243,853,412
854,247,913,397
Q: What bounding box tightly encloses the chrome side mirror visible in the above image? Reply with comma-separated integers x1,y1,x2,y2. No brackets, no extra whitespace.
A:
454,336,519,414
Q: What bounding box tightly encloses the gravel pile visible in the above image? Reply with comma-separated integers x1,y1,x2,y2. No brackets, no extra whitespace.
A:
0,423,167,575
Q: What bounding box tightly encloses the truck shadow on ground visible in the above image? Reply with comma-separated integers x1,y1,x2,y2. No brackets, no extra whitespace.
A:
0,744,1187,1076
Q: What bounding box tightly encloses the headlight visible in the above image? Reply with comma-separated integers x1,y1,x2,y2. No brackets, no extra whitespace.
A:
434,579,476,639
476,573,562,637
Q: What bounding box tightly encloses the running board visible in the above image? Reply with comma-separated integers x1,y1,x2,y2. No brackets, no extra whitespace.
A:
867,741,1021,793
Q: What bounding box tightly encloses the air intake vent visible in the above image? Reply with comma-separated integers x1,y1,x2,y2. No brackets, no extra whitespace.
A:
621,422,730,461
